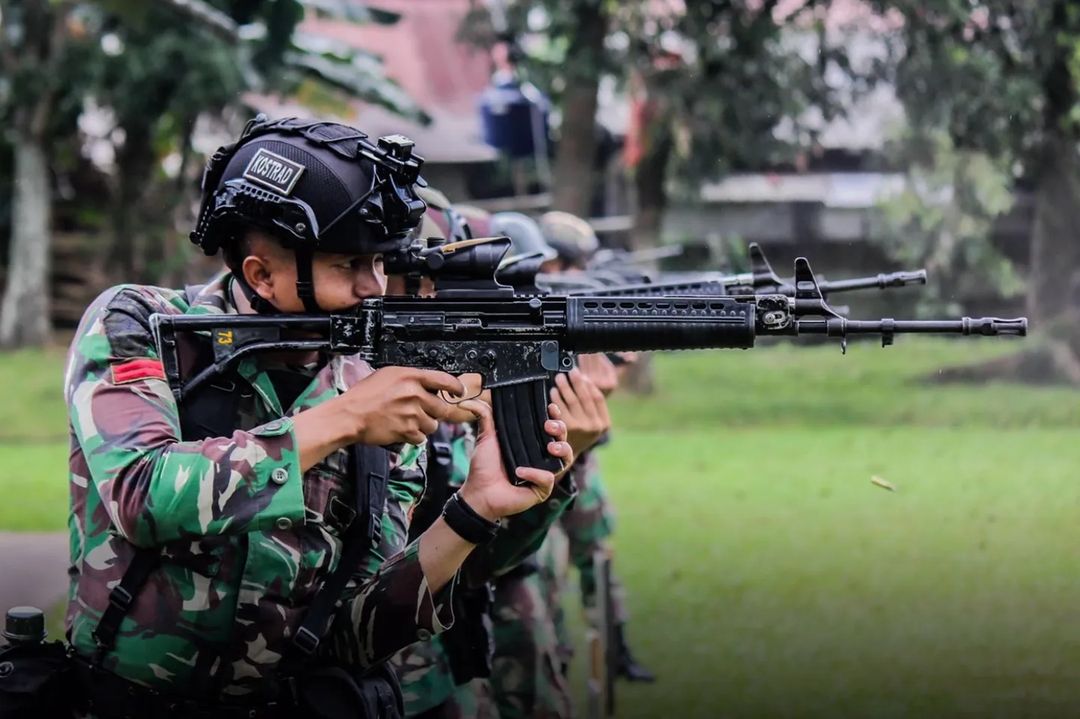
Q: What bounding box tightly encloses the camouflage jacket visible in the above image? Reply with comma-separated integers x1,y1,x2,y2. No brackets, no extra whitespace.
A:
64,272,452,698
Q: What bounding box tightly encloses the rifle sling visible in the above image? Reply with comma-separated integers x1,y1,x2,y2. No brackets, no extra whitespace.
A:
291,444,390,657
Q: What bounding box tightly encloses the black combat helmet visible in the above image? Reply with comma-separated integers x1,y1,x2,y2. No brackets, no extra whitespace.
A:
190,115,427,312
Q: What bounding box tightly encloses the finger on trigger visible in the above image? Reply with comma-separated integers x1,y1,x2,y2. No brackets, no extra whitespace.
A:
418,389,453,421
419,415,439,437
418,370,466,398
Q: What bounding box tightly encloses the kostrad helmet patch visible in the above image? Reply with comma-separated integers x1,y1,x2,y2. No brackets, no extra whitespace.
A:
242,148,305,196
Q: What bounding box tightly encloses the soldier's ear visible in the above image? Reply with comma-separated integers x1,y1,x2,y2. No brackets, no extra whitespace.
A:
241,251,275,303
240,229,290,304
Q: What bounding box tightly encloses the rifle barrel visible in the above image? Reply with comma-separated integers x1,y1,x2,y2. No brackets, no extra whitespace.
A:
796,317,1027,337
817,269,928,294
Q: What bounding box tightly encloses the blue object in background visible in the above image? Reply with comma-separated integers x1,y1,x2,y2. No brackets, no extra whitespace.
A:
478,78,551,158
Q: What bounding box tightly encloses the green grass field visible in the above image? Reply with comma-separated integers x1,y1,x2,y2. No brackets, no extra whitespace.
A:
1,338,1078,716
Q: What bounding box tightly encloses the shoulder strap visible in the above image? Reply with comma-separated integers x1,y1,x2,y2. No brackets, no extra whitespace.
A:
292,444,390,656
408,424,455,542
91,548,159,663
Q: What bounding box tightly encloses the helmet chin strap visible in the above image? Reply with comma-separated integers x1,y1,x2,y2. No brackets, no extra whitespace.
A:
293,247,323,314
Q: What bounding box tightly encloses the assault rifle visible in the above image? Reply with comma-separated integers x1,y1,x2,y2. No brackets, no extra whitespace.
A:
536,243,928,299
150,245,1026,481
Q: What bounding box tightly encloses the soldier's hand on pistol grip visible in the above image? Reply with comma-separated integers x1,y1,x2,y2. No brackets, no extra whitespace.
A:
551,367,611,456
340,366,465,446
456,400,572,521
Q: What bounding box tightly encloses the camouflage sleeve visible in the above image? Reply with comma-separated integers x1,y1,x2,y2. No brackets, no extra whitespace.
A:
345,539,455,667
341,443,455,666
65,288,306,547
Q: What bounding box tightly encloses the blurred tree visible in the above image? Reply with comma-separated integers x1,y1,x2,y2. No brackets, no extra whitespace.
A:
467,1,838,246
0,1,96,347
91,0,428,282
872,0,1080,369
620,1,841,251
0,0,424,346
544,0,610,218
877,129,1024,316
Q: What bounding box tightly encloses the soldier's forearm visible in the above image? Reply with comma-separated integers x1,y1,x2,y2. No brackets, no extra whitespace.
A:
417,517,476,592
292,398,361,472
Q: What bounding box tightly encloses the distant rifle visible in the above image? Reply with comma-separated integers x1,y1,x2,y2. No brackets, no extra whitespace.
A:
586,549,616,719
599,550,616,717
151,243,1026,481
538,243,928,300
588,244,686,270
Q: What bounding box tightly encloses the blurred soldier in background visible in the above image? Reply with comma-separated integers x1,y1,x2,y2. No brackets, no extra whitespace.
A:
390,198,611,719
487,211,655,719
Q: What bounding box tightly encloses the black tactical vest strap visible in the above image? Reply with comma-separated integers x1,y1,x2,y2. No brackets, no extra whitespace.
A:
90,548,159,662
292,444,390,656
407,424,455,542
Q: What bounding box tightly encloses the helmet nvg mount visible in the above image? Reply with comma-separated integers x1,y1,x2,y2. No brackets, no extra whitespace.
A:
191,115,428,313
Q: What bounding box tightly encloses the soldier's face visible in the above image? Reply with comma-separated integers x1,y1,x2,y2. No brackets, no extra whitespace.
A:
240,232,386,312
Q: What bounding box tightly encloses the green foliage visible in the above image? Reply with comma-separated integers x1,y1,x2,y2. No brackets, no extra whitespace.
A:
876,130,1024,315
654,1,840,182
91,11,246,132
874,1,1080,165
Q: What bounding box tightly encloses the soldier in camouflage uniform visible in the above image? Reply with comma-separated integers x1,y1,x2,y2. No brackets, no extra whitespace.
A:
537,212,655,684
64,117,574,718
486,213,655,719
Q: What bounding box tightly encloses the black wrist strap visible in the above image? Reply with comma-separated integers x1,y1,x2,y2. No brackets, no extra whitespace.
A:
443,493,501,544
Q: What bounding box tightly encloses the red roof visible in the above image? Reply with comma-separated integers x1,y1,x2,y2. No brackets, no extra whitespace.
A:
300,0,498,162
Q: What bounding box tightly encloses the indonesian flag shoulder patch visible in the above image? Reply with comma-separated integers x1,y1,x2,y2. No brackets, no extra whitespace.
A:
111,358,166,384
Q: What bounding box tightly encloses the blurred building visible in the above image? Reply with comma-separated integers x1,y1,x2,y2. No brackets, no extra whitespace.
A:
253,0,504,203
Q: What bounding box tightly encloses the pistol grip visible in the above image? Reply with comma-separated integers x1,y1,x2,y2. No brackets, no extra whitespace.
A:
491,379,564,485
